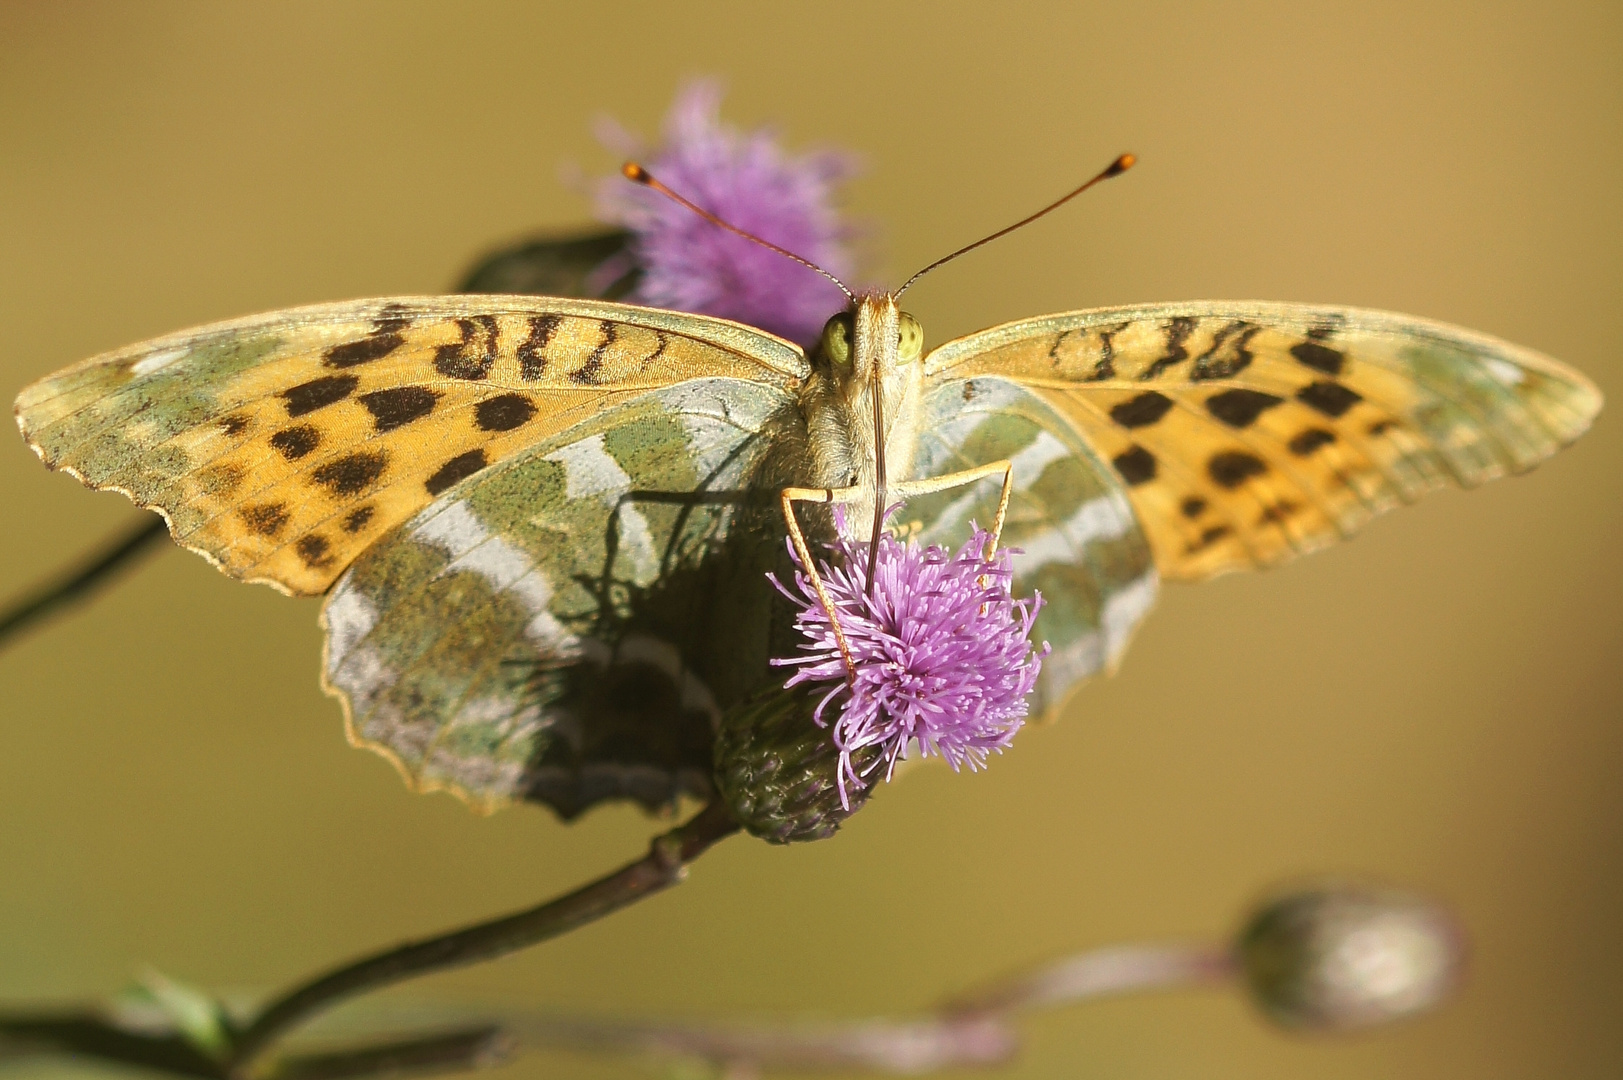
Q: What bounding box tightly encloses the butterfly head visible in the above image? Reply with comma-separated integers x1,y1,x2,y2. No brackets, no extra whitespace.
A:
801,293,927,541
817,294,924,384
813,294,926,454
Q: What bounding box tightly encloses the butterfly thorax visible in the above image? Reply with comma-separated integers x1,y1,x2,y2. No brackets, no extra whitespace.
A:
798,292,926,529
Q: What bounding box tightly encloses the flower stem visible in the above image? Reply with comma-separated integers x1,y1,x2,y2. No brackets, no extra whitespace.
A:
0,932,1234,1078
495,942,1236,1073
0,515,168,650
509,1012,1018,1073
269,1025,514,1080
227,798,739,1077
0,1010,221,1077
936,943,1238,1017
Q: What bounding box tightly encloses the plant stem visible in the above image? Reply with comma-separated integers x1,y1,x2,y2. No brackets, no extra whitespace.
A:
228,798,739,1077
510,1013,1018,1073
269,1026,514,1080
0,1010,221,1077
936,943,1238,1017
494,942,1236,1073
0,1015,514,1080
0,934,1235,1078
0,515,168,650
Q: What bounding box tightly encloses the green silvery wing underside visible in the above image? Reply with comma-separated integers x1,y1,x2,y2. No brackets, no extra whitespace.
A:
904,378,1158,717
322,378,808,815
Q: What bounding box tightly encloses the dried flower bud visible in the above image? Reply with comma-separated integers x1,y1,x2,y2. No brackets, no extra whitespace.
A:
712,686,877,844
1238,885,1465,1031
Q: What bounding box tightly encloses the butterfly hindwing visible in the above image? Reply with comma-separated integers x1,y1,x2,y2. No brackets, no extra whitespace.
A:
322,377,807,813
924,302,1602,580
905,377,1158,716
15,296,807,596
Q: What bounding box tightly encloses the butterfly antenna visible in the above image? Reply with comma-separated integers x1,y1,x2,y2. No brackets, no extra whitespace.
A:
895,153,1136,297
623,163,855,303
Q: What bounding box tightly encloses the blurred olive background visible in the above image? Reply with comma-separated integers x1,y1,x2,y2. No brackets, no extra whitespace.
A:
1,3,1618,1078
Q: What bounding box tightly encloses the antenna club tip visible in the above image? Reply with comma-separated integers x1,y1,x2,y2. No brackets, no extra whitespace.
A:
1108,153,1136,176
622,161,651,183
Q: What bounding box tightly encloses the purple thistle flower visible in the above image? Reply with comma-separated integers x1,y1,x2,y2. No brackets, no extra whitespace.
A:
771,513,1050,808
594,80,859,348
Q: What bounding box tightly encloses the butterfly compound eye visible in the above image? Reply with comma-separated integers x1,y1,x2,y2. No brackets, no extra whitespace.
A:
821,312,854,367
897,312,924,363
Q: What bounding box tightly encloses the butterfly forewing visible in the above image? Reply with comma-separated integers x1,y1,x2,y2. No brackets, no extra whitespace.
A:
923,302,1601,581
15,296,807,596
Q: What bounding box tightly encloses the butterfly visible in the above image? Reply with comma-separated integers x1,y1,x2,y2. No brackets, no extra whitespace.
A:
13,212,1602,819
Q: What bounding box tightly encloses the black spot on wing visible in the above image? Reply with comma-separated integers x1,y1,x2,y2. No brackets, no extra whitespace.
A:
571,323,618,384
517,314,561,380
1291,340,1345,376
644,329,670,366
1112,445,1157,485
1208,450,1268,489
1297,380,1363,418
241,503,289,537
1288,428,1337,455
296,533,332,568
1048,330,1071,365
283,374,359,417
269,424,321,460
475,393,537,432
1180,495,1207,518
219,415,251,437
1187,524,1232,553
342,505,374,533
312,451,388,496
374,304,412,327
1205,388,1283,428
1086,321,1132,381
1258,500,1299,524
1141,316,1197,380
1190,321,1260,380
1110,390,1174,428
434,319,494,381
359,386,440,432
425,449,488,495
325,330,405,368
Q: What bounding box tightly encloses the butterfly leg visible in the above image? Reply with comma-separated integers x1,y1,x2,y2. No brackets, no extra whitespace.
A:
778,461,1014,679
889,459,1015,558
779,484,868,682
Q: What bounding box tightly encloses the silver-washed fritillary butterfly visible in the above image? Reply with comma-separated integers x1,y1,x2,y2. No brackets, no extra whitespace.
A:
14,178,1601,817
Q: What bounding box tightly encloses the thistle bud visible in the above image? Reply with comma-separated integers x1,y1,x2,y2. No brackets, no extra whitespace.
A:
1238,885,1465,1031
712,686,875,844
